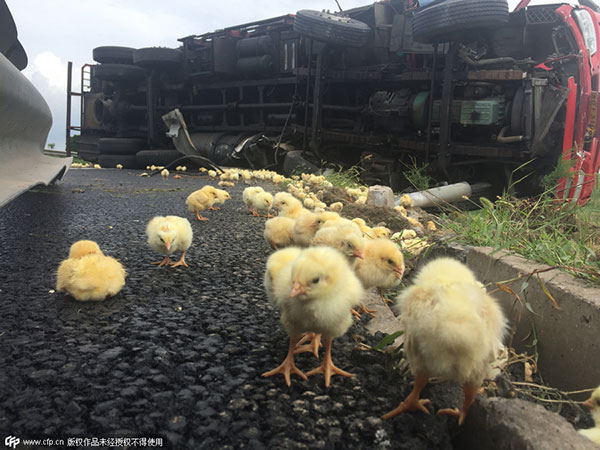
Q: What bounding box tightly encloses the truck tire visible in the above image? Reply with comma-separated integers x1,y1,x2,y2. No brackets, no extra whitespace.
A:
98,138,146,155
133,47,183,67
93,64,146,81
293,10,371,47
412,0,509,44
135,150,182,167
98,154,139,169
92,46,135,64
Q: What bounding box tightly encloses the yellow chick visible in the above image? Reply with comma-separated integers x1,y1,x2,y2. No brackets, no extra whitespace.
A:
272,174,286,184
218,181,235,187
264,247,302,305
186,189,215,221
292,212,323,247
146,215,193,268
212,188,231,210
317,211,341,227
329,202,343,213
56,240,126,302
372,226,391,239
383,258,507,425
579,386,600,445
199,167,208,173
400,194,414,209
243,186,265,216
352,217,375,239
395,205,408,217
116,164,123,169
312,224,365,268
93,164,102,169
264,217,296,250
252,191,274,217
274,192,306,219
208,170,217,178
264,247,364,387
355,238,404,303
303,197,315,210
161,168,169,180
426,221,437,232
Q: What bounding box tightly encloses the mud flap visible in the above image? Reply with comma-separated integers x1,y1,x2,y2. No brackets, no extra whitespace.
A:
0,52,71,208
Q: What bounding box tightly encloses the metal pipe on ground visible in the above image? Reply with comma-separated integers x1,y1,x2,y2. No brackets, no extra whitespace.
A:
398,182,473,208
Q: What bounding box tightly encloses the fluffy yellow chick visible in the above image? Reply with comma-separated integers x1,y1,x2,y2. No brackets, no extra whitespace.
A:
146,215,193,267
274,192,305,219
116,164,123,169
355,238,404,304
329,202,343,213
212,188,231,210
352,217,375,239
579,386,600,445
56,240,126,302
199,167,208,173
93,164,102,169
252,191,274,217
264,247,302,305
264,247,364,387
186,189,214,221
312,224,365,268
303,197,315,210
264,217,295,250
426,221,437,232
400,194,414,208
208,170,217,178
243,186,265,215
218,181,235,187
383,258,507,425
372,226,391,239
395,205,407,217
161,168,169,180
292,212,323,247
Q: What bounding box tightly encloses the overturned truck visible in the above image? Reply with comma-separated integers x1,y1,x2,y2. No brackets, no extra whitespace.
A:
74,0,600,204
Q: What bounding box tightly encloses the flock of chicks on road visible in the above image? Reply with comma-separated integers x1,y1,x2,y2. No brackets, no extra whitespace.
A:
54,168,600,441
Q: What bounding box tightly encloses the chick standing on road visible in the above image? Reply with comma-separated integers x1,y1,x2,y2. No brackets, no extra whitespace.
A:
146,215,193,268
264,247,364,387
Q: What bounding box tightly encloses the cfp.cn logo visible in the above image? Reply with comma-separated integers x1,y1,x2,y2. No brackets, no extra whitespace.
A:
5,436,20,449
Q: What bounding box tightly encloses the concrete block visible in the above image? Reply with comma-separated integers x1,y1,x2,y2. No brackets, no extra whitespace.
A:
455,397,597,450
367,185,395,208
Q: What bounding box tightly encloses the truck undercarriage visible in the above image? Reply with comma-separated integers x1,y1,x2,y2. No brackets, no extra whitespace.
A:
74,0,600,204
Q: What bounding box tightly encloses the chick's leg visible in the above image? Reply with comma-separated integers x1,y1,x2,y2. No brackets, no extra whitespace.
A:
262,335,308,387
294,332,322,358
377,288,393,304
170,250,189,268
306,336,352,388
152,255,172,267
382,372,431,420
437,382,479,425
196,211,209,221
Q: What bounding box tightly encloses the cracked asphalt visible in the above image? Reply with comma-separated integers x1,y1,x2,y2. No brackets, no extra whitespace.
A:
0,169,457,449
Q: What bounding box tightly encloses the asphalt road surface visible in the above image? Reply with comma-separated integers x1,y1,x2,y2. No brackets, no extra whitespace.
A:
0,169,457,449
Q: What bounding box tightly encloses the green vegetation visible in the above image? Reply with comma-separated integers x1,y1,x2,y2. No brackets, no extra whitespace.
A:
442,174,600,285
324,164,363,189
402,156,434,191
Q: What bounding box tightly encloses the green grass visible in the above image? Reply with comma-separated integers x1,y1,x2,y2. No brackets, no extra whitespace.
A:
441,181,600,285
402,156,434,191
324,164,363,189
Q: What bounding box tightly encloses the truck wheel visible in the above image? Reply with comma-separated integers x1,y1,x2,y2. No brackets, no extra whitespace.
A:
98,138,146,155
98,154,139,169
135,150,182,167
293,10,371,47
92,46,135,64
133,47,183,67
93,64,146,81
412,0,509,44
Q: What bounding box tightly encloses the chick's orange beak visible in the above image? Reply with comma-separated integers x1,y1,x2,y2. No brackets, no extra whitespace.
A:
394,266,404,278
290,281,307,298
582,398,593,409
354,249,364,259
164,241,171,251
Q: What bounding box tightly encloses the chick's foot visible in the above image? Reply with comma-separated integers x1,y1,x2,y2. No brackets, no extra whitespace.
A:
262,336,308,387
294,333,322,358
382,373,430,420
306,337,352,388
437,382,478,425
196,212,209,221
152,255,173,267
359,303,377,317
170,250,189,268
